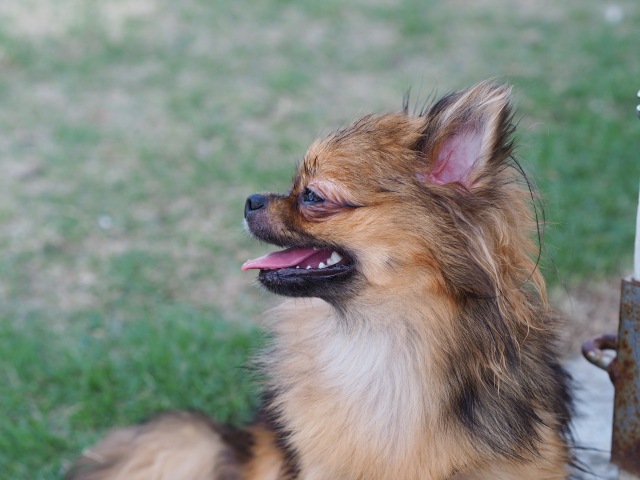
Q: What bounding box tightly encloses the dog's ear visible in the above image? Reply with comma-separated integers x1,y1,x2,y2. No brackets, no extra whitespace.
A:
419,81,514,188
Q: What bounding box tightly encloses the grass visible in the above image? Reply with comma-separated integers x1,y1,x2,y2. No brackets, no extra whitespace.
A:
1,0,639,477
0,304,261,478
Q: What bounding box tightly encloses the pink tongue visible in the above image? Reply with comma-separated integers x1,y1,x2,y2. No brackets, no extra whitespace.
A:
242,248,321,271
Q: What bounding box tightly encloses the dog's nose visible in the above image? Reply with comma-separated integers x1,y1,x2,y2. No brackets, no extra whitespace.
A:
245,194,268,218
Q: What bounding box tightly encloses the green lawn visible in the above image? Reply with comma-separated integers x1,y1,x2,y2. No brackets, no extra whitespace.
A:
1,0,639,477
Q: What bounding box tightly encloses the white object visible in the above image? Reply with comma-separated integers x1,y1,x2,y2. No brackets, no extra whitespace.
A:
635,182,640,281
604,5,624,24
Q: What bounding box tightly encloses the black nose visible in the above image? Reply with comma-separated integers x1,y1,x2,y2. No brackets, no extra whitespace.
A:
245,194,268,218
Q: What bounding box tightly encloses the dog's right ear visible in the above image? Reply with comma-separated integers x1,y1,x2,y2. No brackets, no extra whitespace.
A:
418,81,514,189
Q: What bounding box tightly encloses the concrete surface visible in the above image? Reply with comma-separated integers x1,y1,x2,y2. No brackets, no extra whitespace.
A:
566,356,618,479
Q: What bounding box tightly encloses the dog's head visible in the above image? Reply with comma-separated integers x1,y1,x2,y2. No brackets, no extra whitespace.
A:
243,81,541,309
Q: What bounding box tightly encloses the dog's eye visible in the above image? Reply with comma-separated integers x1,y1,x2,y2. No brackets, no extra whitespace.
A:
301,188,324,205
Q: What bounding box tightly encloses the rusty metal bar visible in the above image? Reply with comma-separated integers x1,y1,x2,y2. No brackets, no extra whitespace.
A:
611,278,640,477
581,278,640,478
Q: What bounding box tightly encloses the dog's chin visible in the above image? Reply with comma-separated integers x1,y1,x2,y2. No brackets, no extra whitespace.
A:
257,263,357,299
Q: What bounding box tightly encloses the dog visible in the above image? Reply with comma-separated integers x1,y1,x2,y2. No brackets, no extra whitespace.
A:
67,80,573,480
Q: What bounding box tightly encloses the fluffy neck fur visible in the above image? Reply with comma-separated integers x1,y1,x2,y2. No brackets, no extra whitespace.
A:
262,295,452,480
261,280,568,479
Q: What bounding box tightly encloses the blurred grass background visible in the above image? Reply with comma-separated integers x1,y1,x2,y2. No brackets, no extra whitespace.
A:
1,0,639,477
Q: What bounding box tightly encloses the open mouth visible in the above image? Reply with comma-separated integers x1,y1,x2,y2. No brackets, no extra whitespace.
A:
242,247,352,275
242,247,356,298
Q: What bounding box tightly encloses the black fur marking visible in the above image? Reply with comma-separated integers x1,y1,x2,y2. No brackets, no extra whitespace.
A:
258,264,358,301
425,90,462,119
444,296,574,461
215,423,255,465
258,391,301,480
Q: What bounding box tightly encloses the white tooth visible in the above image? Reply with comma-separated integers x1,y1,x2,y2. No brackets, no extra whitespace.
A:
327,251,342,266
296,266,300,269
306,265,311,269
318,262,326,269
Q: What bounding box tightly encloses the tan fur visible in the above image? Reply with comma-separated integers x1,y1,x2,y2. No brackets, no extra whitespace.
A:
67,81,572,480
242,423,290,480
67,412,242,480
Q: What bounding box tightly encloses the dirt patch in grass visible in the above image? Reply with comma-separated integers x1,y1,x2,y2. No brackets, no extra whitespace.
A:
0,0,158,40
552,278,622,356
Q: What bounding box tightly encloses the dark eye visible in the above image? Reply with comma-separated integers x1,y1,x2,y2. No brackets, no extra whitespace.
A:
301,188,324,205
